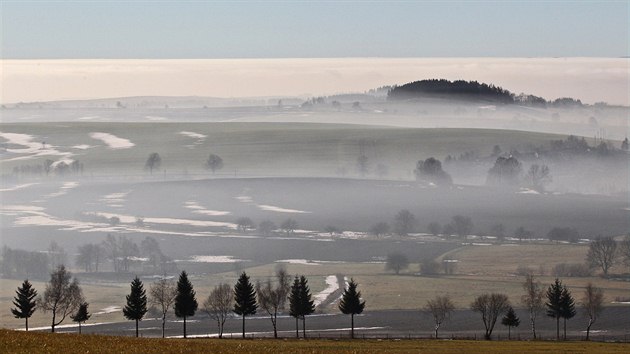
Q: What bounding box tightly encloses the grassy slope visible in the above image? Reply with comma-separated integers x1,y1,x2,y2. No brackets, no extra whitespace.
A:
1,329,629,354
0,122,563,178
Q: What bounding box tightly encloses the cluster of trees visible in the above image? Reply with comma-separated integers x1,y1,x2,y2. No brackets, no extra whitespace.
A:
234,217,299,236
414,157,452,185
10,159,84,178
76,235,175,274
387,79,515,103
586,236,630,276
1,241,67,280
369,211,475,240
144,153,224,175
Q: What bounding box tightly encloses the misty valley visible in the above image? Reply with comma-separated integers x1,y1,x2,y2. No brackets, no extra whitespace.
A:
1,83,629,341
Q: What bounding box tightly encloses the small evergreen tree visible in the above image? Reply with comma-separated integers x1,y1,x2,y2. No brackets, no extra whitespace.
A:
11,279,38,331
71,302,91,334
501,306,520,339
546,278,564,340
123,277,148,337
233,271,257,338
174,270,198,338
338,278,366,339
289,275,316,338
560,286,576,340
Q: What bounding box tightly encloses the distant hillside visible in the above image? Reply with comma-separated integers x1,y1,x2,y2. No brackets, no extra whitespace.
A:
387,79,585,107
387,79,515,103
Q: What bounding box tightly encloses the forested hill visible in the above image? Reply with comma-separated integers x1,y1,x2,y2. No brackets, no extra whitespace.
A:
387,79,516,104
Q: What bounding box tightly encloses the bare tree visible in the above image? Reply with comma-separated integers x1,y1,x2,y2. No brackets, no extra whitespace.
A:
149,278,177,338
620,235,630,268
281,218,298,236
369,222,389,238
203,283,233,338
257,220,277,236
586,237,617,276
206,154,224,174
385,252,409,275
236,217,255,233
581,282,604,341
256,267,291,339
424,295,455,338
145,152,162,175
356,154,369,177
526,164,552,192
471,293,510,340
394,209,415,236
521,273,545,339
38,265,84,332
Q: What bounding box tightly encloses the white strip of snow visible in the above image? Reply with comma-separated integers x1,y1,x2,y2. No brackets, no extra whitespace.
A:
314,275,340,307
235,196,253,203
45,181,79,198
94,306,122,315
257,204,310,214
517,188,540,195
187,255,248,263
89,132,135,149
168,327,385,338
179,131,207,139
184,201,231,216
275,259,321,266
0,183,39,192
0,131,73,161
86,211,238,229
72,144,92,150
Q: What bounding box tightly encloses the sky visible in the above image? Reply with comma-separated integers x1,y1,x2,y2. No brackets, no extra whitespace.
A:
1,1,628,59
0,2,628,104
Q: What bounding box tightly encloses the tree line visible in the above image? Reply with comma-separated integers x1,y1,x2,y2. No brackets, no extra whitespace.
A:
11,267,608,341
10,266,365,339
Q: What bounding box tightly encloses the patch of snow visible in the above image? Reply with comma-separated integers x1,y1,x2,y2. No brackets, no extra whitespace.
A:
184,201,231,216
186,255,248,263
86,211,238,229
77,116,98,121
313,275,340,307
94,306,122,315
72,144,92,150
45,181,79,198
275,259,321,266
235,195,253,203
0,183,38,192
257,204,310,214
517,188,540,195
179,131,207,139
0,131,73,161
89,132,135,149
99,191,129,208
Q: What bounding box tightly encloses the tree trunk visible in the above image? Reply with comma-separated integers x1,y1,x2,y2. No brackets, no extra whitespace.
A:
79,322,82,334
242,315,245,339
508,325,511,340
563,318,567,340
302,317,306,338
183,316,187,338
556,317,560,340
162,314,166,338
273,313,278,339
351,314,354,339
434,323,440,339
51,311,56,333
25,317,28,332
530,313,536,340
295,317,299,338
586,317,595,341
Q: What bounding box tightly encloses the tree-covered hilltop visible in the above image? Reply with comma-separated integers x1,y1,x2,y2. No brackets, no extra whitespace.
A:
387,79,515,103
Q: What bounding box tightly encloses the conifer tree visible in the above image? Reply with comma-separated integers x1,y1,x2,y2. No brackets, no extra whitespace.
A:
560,286,576,340
123,277,148,337
289,275,315,338
289,276,302,338
71,302,91,334
233,271,257,338
501,306,520,339
11,279,38,331
338,278,366,339
174,270,198,338
546,278,564,340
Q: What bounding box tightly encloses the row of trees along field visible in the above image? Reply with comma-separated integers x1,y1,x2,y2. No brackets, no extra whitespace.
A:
10,266,365,339
384,236,630,278
11,266,608,341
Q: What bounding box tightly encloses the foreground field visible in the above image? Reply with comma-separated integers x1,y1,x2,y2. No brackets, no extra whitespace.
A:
1,329,629,354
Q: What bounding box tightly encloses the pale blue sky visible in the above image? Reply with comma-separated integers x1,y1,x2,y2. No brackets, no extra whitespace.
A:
1,1,628,58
